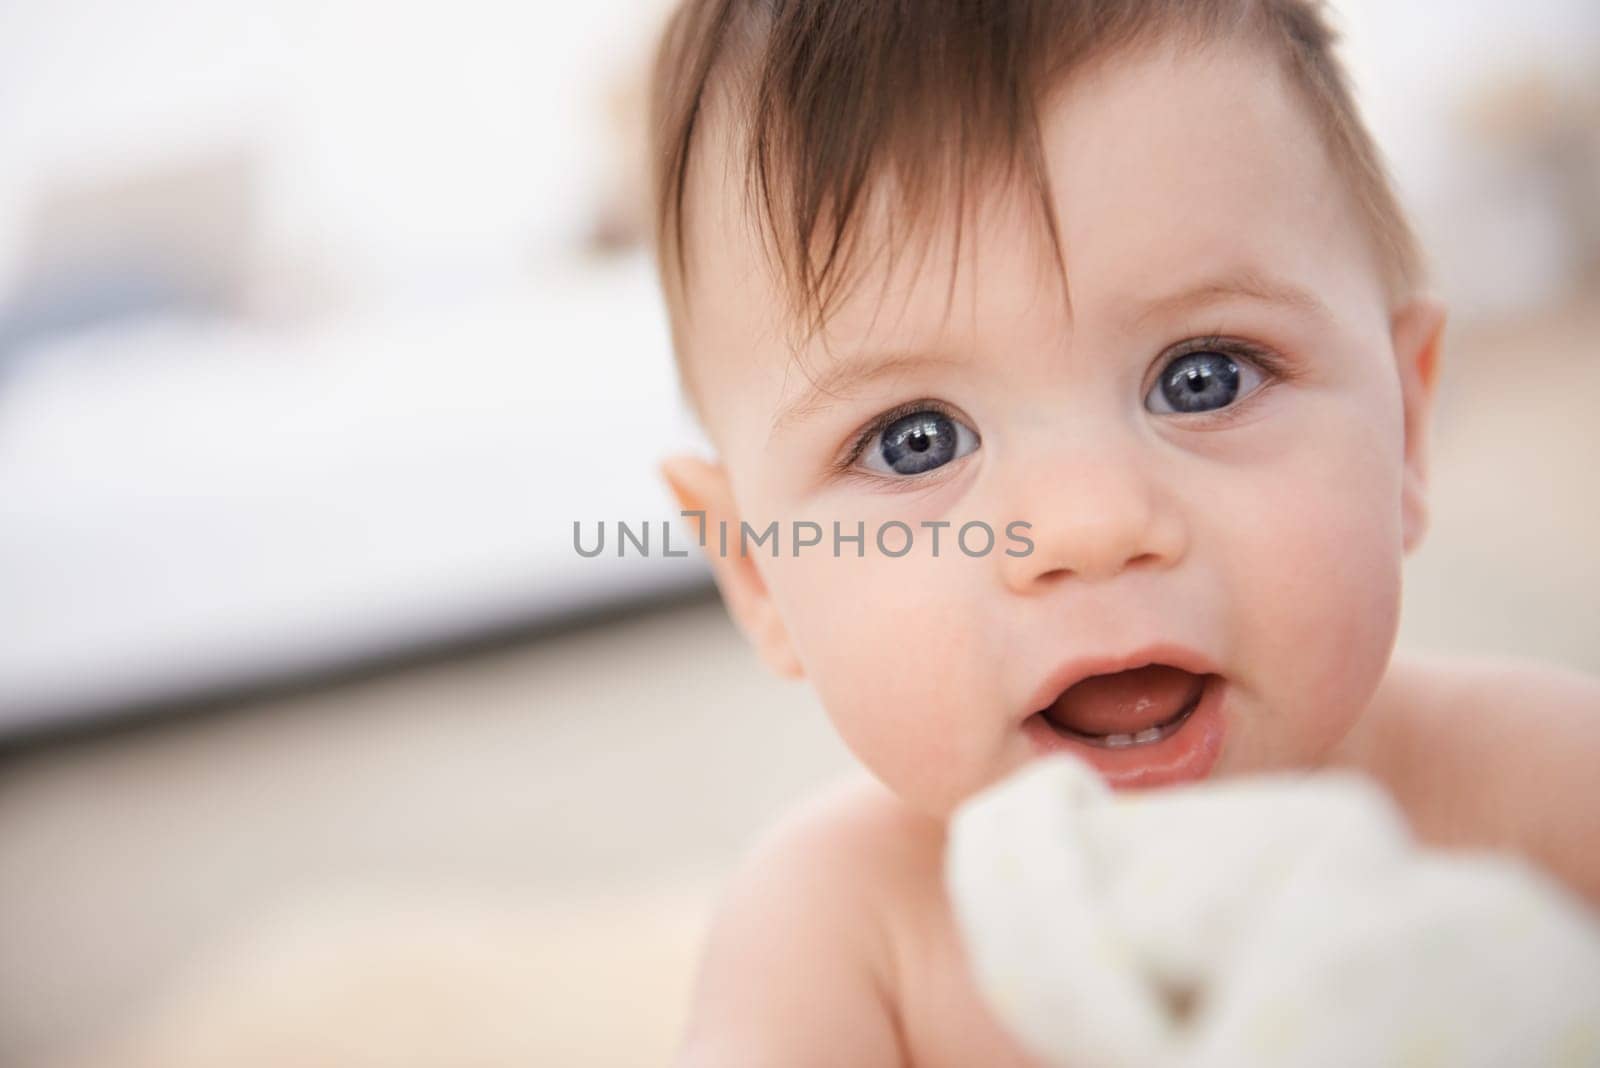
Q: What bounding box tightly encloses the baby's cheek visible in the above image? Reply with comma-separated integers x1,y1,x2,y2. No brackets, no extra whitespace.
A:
1225,436,1405,765
776,550,998,813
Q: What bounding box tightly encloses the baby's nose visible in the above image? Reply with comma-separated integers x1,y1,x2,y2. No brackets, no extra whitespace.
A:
996,442,1188,592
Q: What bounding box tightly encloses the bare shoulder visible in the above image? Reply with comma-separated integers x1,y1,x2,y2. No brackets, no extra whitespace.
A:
764,769,947,882
728,770,945,926
676,773,943,1067
1355,651,1600,774
1376,650,1600,713
1344,650,1600,901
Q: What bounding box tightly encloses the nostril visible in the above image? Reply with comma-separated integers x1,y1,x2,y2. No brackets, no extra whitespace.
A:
1127,552,1162,570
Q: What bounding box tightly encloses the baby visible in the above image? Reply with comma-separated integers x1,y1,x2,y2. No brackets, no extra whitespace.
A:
642,1,1600,1064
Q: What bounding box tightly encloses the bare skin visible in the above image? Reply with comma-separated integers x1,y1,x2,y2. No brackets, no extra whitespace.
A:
659,32,1600,1067
677,654,1600,1067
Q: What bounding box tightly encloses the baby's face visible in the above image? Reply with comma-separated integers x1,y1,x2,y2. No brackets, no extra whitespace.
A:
670,39,1440,816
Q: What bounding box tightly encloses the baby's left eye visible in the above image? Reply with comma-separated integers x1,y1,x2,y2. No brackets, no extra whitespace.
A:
1145,349,1267,415
858,407,980,477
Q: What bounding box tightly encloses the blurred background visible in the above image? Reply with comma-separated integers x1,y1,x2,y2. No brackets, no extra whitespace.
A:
0,0,1596,1064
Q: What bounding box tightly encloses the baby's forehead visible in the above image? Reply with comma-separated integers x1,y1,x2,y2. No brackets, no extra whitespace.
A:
712,60,1364,321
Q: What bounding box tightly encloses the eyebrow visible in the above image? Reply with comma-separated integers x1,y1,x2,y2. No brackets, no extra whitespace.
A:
769,350,954,440
1130,268,1331,328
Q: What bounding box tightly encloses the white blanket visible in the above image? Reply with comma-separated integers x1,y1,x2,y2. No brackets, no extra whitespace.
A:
945,755,1600,1068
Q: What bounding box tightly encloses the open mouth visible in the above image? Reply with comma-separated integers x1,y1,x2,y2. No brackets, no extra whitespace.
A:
1022,659,1226,788
1036,681,1203,748
1036,664,1208,749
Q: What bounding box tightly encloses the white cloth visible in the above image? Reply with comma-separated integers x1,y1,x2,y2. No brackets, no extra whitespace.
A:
945,755,1600,1068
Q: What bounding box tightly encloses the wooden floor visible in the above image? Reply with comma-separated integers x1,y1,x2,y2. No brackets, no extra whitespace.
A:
2,289,1597,1068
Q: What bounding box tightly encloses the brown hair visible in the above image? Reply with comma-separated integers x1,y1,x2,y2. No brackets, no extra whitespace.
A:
649,0,1422,371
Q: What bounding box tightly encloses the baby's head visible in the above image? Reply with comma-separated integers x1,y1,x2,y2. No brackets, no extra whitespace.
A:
646,0,1445,816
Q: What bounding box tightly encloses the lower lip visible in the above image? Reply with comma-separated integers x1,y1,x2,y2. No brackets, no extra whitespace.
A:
1021,675,1227,789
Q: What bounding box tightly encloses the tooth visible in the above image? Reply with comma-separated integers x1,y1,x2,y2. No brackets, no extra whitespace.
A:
1134,727,1162,744
1103,733,1136,748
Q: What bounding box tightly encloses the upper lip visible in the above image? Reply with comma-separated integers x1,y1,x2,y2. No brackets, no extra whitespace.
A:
1023,643,1222,721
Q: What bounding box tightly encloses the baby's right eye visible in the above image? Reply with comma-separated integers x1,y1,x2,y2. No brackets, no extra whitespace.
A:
855,405,980,478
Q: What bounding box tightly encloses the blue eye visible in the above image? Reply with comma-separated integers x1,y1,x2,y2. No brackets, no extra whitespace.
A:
1145,349,1265,415
860,408,979,477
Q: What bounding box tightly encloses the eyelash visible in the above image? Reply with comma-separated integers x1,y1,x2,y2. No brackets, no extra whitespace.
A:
1150,333,1298,424
1164,332,1294,379
833,398,971,480
831,335,1297,477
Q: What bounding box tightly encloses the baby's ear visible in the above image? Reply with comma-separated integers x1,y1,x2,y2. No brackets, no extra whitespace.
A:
659,455,805,680
1390,296,1448,554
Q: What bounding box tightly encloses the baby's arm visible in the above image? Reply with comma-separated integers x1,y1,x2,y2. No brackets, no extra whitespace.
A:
1349,653,1600,905
676,779,905,1067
